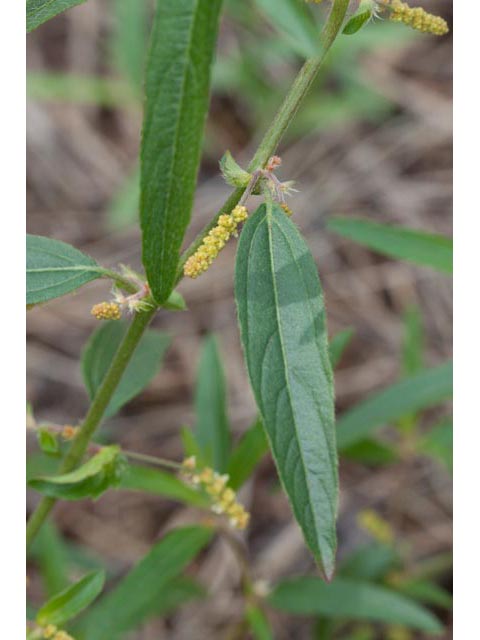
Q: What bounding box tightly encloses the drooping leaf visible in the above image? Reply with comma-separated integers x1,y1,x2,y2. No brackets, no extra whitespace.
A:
419,418,453,474
81,320,170,418
268,577,443,633
119,464,207,507
194,335,230,472
37,428,60,456
227,418,268,491
235,203,337,579
27,0,87,32
327,217,453,274
111,0,148,91
29,446,126,500
337,361,453,449
26,235,105,305
245,604,274,640
140,0,224,303
36,570,105,627
329,328,354,368
253,0,320,59
80,526,213,639
340,543,399,581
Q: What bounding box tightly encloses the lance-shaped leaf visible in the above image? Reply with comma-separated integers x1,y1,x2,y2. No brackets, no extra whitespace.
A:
80,526,213,639
28,445,126,500
81,320,170,418
140,0,223,303
36,570,105,627
268,576,443,633
194,335,231,472
327,216,453,274
27,0,88,32
227,418,268,491
235,203,337,579
27,235,105,305
328,328,354,369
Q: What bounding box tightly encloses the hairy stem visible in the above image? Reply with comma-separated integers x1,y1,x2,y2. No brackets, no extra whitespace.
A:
175,0,350,280
26,307,157,547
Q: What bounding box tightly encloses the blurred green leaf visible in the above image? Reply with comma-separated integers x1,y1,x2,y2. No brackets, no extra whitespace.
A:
340,543,399,581
419,418,453,474
119,464,207,507
327,217,453,274
245,604,274,640
394,578,452,610
27,0,87,32
337,361,453,449
36,570,105,627
30,523,70,597
27,235,105,305
341,438,398,466
111,0,148,91
81,320,170,418
27,73,138,108
235,203,337,579
163,290,187,311
107,165,140,230
140,0,224,303
37,428,60,456
329,328,354,368
253,0,320,59
181,426,207,466
194,335,231,472
227,418,268,491
268,577,443,633
81,526,213,639
402,306,424,377
29,446,126,500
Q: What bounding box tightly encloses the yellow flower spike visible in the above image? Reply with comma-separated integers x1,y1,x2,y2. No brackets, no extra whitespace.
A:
90,301,122,321
184,206,249,279
387,0,448,35
43,626,57,639
281,203,293,217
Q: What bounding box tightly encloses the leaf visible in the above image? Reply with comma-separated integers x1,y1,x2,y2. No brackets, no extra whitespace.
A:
402,306,424,376
143,576,205,618
181,426,208,466
140,0,224,303
107,165,141,230
327,217,453,274
245,604,274,640
26,235,105,305
220,150,251,189
341,438,398,466
27,0,87,32
394,579,452,610
29,446,126,500
337,361,453,449
227,418,268,490
340,543,399,581
235,203,338,579
343,9,372,35
81,320,170,418
268,577,443,633
81,526,213,639
111,0,148,91
30,523,70,597
329,328,354,368
163,290,187,311
119,464,208,507
419,418,453,474
253,0,320,59
37,428,60,456
194,335,231,472
36,570,105,627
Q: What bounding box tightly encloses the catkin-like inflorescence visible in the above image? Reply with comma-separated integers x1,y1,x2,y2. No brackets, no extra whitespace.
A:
181,457,250,530
387,0,448,35
184,206,248,279
90,301,122,321
281,203,293,217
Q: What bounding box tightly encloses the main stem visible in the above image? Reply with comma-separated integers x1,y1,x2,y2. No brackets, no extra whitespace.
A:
175,0,350,280
26,307,157,547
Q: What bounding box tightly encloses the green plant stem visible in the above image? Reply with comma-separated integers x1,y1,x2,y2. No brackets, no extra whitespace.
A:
26,307,157,548
175,0,349,280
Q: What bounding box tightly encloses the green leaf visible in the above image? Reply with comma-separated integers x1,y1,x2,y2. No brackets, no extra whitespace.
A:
343,8,372,35
27,0,87,32
220,150,251,189
111,0,148,91
419,418,453,474
394,578,452,610
327,217,453,274
107,165,141,230
341,438,398,466
337,361,453,449
37,428,60,456
194,335,231,472
30,523,70,597
340,543,399,581
235,203,338,579
329,328,354,369
245,604,274,640
142,575,205,618
81,320,170,418
29,446,126,500
36,570,105,627
81,526,213,639
253,0,320,59
227,418,268,490
268,577,443,633
163,290,187,311
181,426,208,466
119,464,208,507
140,0,224,303
402,306,424,377
26,235,105,305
